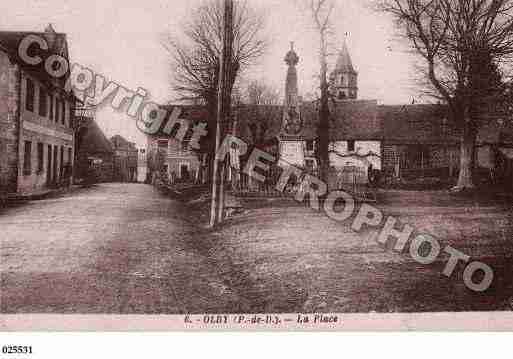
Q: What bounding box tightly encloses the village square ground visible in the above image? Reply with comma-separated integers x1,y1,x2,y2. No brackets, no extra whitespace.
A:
1,183,513,314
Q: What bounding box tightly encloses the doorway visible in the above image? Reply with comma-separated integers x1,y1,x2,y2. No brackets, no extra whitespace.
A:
47,144,52,185
180,164,190,181
53,146,58,184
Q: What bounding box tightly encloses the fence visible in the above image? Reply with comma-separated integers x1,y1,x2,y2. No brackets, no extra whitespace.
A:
231,165,291,198
230,165,376,202
328,166,377,202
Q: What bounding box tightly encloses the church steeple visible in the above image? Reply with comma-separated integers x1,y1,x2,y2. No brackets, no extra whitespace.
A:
330,40,358,100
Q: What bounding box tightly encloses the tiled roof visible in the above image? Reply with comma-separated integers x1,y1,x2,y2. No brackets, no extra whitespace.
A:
330,100,381,140
79,119,113,155
378,104,459,144
157,102,513,147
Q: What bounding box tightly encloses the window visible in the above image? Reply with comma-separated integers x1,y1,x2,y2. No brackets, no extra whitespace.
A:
37,142,44,173
249,123,258,142
23,141,32,175
25,78,35,112
60,146,64,177
69,106,74,128
54,98,60,123
47,144,52,183
39,86,48,117
306,140,314,152
53,146,58,180
441,118,448,135
68,147,72,166
61,100,66,125
348,140,355,152
49,94,54,120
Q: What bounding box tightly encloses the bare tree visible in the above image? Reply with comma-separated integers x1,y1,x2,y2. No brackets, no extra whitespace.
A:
306,0,336,182
245,79,281,105
378,0,513,190
240,79,281,147
163,0,268,178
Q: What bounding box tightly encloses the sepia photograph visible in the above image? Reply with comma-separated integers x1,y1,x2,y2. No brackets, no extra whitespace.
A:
1,0,513,332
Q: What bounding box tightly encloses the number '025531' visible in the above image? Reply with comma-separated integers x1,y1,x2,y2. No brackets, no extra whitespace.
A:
2,346,33,354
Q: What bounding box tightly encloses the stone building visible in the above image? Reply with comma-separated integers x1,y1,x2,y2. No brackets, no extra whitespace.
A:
0,25,76,197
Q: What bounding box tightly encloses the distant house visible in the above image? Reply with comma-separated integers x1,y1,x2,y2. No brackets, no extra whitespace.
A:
74,116,114,183
110,135,138,182
147,134,201,184
0,24,77,196
146,105,204,184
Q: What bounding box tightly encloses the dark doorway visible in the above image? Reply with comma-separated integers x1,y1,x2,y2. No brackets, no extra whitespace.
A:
60,146,64,179
53,146,58,184
180,164,190,181
47,144,52,185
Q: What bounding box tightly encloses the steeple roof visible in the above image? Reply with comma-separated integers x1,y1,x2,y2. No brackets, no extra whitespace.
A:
334,41,356,74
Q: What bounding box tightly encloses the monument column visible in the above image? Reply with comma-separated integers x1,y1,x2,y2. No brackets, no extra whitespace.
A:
280,43,305,167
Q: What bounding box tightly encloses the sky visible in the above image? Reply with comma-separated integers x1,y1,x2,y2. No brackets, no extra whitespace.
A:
1,0,421,147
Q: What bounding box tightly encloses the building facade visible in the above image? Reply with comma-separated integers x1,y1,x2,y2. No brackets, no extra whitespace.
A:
0,25,76,197
146,135,200,184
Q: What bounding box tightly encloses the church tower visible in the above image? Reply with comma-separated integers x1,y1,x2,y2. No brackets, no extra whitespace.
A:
329,41,358,100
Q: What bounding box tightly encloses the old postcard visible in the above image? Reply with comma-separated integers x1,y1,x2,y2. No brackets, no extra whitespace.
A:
1,0,513,332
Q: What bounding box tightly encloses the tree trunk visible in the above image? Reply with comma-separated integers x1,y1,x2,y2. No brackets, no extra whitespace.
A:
317,36,330,183
454,122,476,190
204,97,218,184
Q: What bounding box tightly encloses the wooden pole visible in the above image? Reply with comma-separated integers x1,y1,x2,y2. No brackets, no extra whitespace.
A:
209,0,234,228
218,161,226,222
